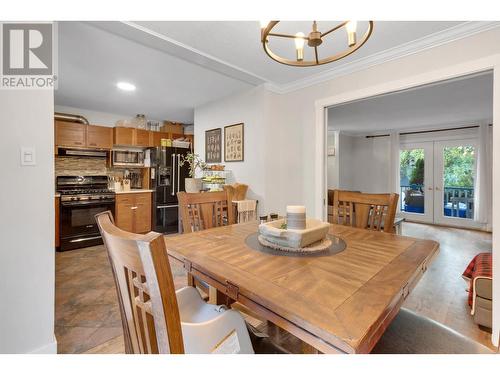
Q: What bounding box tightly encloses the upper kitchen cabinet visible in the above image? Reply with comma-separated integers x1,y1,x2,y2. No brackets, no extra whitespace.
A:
86,125,113,149
152,131,169,147
55,120,86,148
55,121,113,149
113,127,135,146
113,127,152,147
135,129,152,147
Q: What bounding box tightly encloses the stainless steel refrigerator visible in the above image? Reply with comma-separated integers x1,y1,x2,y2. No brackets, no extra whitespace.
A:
150,146,190,234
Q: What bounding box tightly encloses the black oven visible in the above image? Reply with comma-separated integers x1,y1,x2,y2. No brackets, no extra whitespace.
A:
60,198,115,251
60,199,115,251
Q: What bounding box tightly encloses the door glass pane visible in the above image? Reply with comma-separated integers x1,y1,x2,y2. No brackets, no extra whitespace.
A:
443,145,475,219
400,149,425,214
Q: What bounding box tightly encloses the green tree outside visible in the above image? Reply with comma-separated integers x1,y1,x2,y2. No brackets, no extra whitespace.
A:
399,146,475,188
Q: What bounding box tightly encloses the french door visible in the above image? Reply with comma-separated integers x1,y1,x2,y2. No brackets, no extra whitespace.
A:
399,139,479,228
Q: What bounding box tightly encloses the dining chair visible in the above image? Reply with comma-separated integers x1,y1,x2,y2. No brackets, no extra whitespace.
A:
95,211,254,354
177,190,235,233
332,190,399,233
177,190,235,301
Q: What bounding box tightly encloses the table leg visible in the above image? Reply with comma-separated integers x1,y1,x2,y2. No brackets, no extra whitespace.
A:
301,341,320,354
186,272,195,287
209,287,234,306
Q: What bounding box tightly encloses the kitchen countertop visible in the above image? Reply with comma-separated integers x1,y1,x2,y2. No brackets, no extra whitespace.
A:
114,189,154,194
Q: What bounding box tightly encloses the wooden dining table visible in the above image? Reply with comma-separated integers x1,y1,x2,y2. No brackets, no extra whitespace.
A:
165,221,439,354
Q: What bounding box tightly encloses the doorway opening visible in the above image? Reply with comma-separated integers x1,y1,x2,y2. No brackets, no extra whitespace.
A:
326,71,493,231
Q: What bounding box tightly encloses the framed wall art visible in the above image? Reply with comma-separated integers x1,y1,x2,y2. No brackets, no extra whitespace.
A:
205,128,222,163
224,123,244,162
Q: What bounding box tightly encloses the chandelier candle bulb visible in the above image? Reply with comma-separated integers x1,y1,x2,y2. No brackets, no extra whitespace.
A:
286,205,306,230
294,32,305,61
346,21,357,47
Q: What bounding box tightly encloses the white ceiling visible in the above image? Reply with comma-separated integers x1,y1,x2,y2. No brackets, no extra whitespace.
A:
327,71,493,134
55,22,253,123
55,21,499,123
133,21,465,84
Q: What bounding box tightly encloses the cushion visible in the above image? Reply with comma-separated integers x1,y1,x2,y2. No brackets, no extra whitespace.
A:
371,308,493,354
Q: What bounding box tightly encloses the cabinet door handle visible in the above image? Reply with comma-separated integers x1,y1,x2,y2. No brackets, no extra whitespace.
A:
89,143,97,146
171,153,176,196
131,206,138,210
177,154,181,193
74,142,82,145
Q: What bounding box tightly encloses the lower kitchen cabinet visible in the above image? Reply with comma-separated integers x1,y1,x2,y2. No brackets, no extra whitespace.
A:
115,192,152,233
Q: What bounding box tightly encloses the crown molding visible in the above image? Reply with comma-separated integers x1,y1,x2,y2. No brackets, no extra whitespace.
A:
266,21,500,94
89,21,500,96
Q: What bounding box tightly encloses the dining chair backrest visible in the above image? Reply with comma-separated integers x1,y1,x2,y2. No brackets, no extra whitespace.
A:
177,190,234,233
332,190,399,233
95,211,184,354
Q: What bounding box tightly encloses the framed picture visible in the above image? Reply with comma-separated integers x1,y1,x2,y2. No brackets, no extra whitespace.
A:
224,123,244,162
205,128,222,163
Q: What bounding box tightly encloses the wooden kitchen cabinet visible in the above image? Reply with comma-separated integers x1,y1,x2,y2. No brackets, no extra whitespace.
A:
115,192,152,233
55,121,86,148
113,127,152,147
55,121,113,149
87,125,113,149
113,127,135,146
152,131,169,147
135,129,152,147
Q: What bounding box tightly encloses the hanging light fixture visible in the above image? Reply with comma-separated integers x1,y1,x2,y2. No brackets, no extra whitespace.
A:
260,21,374,67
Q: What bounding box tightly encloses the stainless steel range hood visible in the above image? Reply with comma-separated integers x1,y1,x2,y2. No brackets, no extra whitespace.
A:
57,148,108,158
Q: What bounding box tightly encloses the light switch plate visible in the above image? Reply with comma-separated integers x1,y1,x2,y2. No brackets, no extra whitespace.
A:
21,147,36,166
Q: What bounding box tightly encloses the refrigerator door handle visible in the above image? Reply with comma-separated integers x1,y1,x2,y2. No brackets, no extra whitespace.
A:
171,153,175,196
177,154,181,193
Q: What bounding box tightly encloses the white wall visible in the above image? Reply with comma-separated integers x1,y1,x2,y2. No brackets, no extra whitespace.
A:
0,89,55,353
194,86,304,215
336,135,391,193
55,104,131,127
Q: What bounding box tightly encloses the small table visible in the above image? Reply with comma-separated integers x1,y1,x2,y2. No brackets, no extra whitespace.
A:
165,222,438,353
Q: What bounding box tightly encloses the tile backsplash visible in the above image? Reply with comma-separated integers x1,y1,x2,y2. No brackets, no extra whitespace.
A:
55,156,108,176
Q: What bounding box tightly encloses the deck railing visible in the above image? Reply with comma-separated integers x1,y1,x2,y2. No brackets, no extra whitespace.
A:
400,184,474,218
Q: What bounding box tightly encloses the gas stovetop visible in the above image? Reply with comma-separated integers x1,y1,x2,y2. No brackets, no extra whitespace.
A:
59,188,113,195
56,176,115,202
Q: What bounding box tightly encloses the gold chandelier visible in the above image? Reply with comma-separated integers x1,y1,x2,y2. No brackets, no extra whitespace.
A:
260,21,374,67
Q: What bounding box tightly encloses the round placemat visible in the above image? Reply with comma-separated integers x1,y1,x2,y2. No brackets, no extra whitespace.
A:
258,235,332,253
245,232,346,257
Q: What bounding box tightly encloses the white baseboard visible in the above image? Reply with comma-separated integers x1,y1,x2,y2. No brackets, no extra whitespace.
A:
29,335,57,354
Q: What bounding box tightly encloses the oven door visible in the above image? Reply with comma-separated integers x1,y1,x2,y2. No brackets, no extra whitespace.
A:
60,199,115,251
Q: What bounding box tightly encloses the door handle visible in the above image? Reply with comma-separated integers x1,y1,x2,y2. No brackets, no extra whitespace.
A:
177,154,181,193
427,187,433,190
171,153,175,196
131,206,138,210
435,187,441,191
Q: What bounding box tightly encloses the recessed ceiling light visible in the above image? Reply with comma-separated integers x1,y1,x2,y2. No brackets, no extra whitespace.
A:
116,81,136,91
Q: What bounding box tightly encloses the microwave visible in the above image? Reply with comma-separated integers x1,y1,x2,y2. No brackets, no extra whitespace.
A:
112,149,145,167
